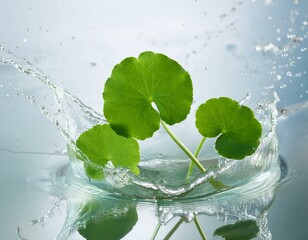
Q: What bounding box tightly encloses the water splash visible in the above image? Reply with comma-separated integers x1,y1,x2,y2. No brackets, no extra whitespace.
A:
0,45,105,146
1,45,281,200
0,47,291,240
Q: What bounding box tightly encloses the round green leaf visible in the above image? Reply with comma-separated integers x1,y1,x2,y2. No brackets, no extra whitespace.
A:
78,199,138,240
213,220,259,240
103,51,193,140
195,97,262,160
78,202,138,240
76,124,140,179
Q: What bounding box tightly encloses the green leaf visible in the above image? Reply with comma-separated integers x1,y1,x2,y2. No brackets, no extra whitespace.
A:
78,202,138,240
83,162,105,180
103,51,193,140
208,177,229,190
76,124,140,179
195,97,262,159
213,220,259,240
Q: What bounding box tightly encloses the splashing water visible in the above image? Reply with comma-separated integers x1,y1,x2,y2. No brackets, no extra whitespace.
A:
0,45,280,199
0,46,105,145
1,46,304,239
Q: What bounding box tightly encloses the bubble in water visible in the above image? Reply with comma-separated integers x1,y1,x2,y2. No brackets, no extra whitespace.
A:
23,38,28,43
300,48,307,52
275,75,282,81
280,84,287,89
303,21,308,26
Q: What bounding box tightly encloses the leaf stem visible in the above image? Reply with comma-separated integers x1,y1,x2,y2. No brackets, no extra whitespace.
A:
161,121,206,173
194,137,206,158
151,222,161,240
163,218,184,240
186,137,206,180
194,216,207,240
159,123,208,240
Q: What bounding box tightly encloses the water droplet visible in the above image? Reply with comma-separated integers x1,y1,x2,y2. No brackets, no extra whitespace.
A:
289,61,295,66
62,149,67,154
255,45,262,52
287,71,293,77
287,34,295,39
30,219,39,225
276,75,282,81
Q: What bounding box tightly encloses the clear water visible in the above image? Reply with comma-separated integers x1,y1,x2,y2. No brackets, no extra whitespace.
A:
1,0,307,239
0,45,282,240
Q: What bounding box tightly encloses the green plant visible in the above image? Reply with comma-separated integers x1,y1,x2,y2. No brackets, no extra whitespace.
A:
75,51,262,240
76,51,262,181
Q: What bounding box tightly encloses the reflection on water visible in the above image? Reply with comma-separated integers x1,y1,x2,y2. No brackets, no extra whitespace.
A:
47,155,281,240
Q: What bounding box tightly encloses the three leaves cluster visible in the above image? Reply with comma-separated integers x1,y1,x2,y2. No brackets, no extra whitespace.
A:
76,51,262,180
